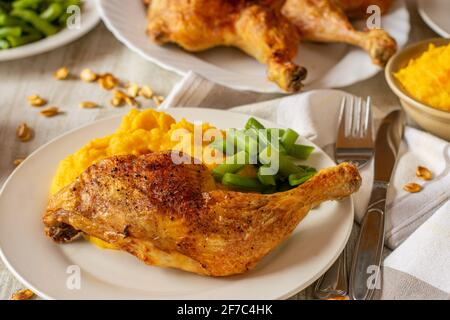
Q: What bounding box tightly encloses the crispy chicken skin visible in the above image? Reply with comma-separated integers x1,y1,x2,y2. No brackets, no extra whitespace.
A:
43,152,361,276
282,0,397,66
145,0,306,92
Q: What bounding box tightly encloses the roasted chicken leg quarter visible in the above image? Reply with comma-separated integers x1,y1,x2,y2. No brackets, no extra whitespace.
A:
43,152,361,276
145,0,307,92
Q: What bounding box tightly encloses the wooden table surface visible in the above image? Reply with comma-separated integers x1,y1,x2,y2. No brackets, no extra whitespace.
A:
0,0,438,300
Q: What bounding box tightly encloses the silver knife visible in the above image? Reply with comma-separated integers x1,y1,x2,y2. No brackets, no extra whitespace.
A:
349,110,405,300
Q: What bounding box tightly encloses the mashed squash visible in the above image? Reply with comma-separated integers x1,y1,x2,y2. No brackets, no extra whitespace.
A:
395,43,450,112
51,109,218,195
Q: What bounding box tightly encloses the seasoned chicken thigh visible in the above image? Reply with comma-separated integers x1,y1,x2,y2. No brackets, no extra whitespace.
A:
43,152,361,276
145,0,307,92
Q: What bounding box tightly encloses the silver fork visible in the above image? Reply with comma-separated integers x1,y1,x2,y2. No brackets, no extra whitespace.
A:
314,95,374,300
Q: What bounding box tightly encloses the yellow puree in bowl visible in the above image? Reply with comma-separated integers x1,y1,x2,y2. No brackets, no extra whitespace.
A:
50,109,220,249
395,43,450,112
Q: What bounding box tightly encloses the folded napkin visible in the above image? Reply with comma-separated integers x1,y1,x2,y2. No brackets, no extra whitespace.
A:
160,72,450,300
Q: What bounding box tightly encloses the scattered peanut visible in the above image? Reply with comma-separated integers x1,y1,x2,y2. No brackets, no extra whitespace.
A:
79,101,98,109
403,182,422,193
114,89,128,99
10,289,34,300
16,123,33,142
138,85,153,99
110,96,125,107
416,166,433,181
152,95,164,106
54,67,70,80
13,158,25,166
28,94,47,107
40,106,60,117
80,68,98,82
98,73,119,90
125,96,138,107
126,83,140,98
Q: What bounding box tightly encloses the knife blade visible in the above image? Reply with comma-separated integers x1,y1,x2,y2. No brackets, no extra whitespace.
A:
349,110,405,300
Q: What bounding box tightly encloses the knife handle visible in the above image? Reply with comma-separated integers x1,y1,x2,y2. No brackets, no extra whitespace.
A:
349,181,387,300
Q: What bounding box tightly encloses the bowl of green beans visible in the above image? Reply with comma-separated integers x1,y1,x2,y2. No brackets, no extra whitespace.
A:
210,117,317,194
0,0,100,60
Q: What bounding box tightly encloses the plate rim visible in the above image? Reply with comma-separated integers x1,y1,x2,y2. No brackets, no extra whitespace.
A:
0,0,100,62
417,0,450,38
96,0,410,93
0,107,354,300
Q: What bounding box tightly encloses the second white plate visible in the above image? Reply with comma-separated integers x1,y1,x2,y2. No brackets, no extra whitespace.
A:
0,0,100,61
0,108,354,299
418,0,450,38
97,0,410,93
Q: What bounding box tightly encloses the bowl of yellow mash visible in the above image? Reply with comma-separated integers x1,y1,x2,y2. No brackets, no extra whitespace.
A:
386,38,450,141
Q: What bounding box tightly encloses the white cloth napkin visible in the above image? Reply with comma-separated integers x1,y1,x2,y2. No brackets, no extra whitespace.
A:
160,72,450,299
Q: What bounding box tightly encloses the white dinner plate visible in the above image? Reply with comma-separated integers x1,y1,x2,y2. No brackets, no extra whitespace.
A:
0,108,354,299
96,0,410,93
418,0,450,38
0,0,100,62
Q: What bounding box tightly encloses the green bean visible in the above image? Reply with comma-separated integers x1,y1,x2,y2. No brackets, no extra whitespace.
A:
299,165,317,174
209,135,236,156
40,2,63,22
0,26,21,38
245,117,265,131
280,128,300,151
58,11,69,26
12,0,42,10
287,144,314,160
256,128,286,154
222,173,263,192
11,8,58,36
0,13,21,26
230,130,258,164
0,38,10,49
272,128,285,138
278,154,305,177
257,166,277,186
288,172,315,187
212,151,248,180
6,32,41,47
259,146,303,177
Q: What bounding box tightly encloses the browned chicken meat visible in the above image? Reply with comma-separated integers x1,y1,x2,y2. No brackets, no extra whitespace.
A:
282,0,397,66
145,0,307,92
43,152,361,276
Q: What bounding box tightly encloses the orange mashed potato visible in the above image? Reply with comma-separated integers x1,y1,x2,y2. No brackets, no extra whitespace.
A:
51,109,219,195
395,43,450,112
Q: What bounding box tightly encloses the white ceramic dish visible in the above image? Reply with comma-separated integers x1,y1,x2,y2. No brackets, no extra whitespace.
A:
96,0,410,93
0,0,100,62
0,108,354,299
418,0,450,38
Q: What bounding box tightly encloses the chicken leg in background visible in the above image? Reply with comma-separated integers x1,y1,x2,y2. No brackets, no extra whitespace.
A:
145,0,307,92
43,152,361,276
282,0,397,66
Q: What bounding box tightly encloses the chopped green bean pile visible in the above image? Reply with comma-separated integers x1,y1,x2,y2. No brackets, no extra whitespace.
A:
0,0,81,49
210,117,317,193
